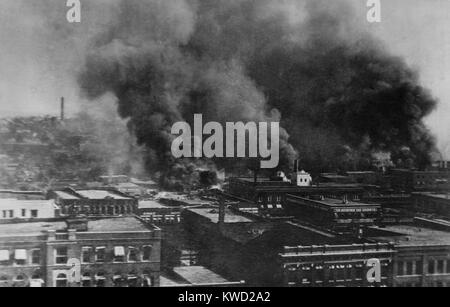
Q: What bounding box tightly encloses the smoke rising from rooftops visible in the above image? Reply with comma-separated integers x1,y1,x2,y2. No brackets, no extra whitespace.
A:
75,0,437,188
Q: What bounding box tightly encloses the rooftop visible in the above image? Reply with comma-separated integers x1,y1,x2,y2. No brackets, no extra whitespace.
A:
139,200,170,210
173,266,231,285
0,217,153,237
51,189,134,200
188,208,254,224
367,225,450,246
76,190,132,200
413,192,450,201
0,199,57,209
287,195,380,209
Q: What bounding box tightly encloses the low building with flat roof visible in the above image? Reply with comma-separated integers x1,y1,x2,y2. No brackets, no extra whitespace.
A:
0,199,59,221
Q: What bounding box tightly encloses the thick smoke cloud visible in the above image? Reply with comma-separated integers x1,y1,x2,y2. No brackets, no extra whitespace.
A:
78,0,437,188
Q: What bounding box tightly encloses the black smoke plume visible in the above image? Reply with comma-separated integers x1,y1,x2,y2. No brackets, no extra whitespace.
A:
79,0,437,189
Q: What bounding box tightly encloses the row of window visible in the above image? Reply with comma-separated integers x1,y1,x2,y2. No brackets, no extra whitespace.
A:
0,249,41,266
286,263,389,285
55,272,154,288
1,209,38,219
61,205,135,216
79,245,153,264
0,245,154,266
397,259,450,276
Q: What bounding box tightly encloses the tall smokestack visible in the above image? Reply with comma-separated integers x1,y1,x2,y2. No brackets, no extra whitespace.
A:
218,195,226,226
60,97,65,121
294,160,299,172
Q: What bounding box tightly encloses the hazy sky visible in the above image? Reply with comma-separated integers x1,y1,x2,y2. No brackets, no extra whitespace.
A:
0,0,449,153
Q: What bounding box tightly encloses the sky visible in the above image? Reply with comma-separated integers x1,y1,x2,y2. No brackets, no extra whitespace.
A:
0,0,449,155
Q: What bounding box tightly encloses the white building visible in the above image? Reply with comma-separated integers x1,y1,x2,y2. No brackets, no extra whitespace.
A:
0,199,59,220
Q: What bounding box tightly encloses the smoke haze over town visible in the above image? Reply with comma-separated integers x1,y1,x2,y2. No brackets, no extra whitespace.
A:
0,0,449,179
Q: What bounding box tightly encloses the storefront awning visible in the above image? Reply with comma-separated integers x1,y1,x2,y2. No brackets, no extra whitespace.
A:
0,250,9,261
14,249,27,260
114,246,125,257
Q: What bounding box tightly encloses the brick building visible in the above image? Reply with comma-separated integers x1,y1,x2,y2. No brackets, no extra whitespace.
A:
284,195,381,233
389,169,449,192
412,192,450,218
0,217,161,287
227,177,368,214
279,244,395,287
367,221,450,287
47,188,138,217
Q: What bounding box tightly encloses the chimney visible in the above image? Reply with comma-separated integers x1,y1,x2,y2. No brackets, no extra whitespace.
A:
60,97,65,121
294,160,299,172
66,217,88,232
218,195,226,226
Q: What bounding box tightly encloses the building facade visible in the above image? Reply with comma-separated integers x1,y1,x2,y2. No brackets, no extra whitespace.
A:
279,244,395,287
0,217,161,287
47,188,138,217
0,199,59,221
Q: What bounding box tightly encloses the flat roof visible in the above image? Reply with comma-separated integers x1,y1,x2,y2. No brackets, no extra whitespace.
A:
0,199,57,209
76,190,132,200
0,217,152,237
173,266,230,285
413,192,450,201
368,225,450,246
53,191,79,200
231,178,366,191
188,208,254,224
139,200,170,209
287,195,380,209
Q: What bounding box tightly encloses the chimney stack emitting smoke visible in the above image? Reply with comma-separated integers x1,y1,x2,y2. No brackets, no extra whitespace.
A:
60,97,65,121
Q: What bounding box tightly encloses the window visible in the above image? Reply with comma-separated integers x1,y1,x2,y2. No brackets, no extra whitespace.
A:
113,246,125,263
31,250,41,265
95,272,106,287
143,271,153,287
406,262,414,276
14,249,27,266
9,210,13,218
30,210,38,218
428,260,435,275
0,250,9,265
21,209,26,217
2,210,6,218
95,247,106,263
81,273,91,287
416,261,423,275
14,275,25,283
128,247,138,262
55,247,68,265
128,272,138,287
56,273,68,287
142,246,152,262
447,260,450,274
113,272,124,287
397,262,405,276
81,247,92,264
437,260,445,274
